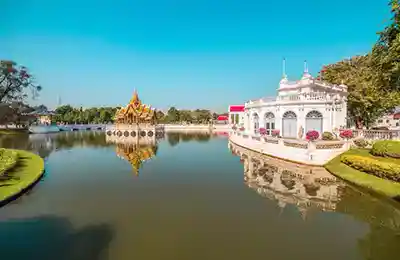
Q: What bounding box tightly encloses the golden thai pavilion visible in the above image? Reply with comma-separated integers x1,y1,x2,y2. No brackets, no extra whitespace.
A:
114,90,157,125
106,89,163,140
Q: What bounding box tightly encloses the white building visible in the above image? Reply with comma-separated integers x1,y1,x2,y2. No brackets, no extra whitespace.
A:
243,60,348,138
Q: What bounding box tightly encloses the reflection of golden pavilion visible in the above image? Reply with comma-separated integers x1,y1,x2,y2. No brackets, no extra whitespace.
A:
115,143,157,176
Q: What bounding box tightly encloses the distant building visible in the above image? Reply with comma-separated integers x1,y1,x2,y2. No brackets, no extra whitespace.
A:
373,108,400,129
215,114,229,124
228,105,245,126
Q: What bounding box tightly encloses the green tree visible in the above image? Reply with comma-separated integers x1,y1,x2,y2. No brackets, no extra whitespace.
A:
167,107,180,122
0,60,42,102
320,1,400,128
321,55,400,128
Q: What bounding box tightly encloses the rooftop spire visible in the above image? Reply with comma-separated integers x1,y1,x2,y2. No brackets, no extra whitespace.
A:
304,60,308,73
282,58,287,79
302,60,312,79
129,89,141,105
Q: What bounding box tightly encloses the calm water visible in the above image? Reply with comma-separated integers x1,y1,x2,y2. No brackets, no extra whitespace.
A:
0,131,399,260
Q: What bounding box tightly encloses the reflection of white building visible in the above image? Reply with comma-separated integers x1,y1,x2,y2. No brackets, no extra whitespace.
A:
244,60,348,137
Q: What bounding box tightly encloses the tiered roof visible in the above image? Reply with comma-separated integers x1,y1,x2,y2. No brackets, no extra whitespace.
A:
115,90,156,122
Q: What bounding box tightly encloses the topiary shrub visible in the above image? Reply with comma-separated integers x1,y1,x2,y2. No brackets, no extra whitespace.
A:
322,132,334,141
353,138,368,148
0,148,19,176
341,154,400,182
371,140,400,158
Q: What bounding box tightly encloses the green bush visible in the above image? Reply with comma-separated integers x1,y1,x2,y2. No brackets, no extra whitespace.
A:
353,138,368,148
0,149,19,176
322,132,334,141
371,140,400,158
341,154,400,182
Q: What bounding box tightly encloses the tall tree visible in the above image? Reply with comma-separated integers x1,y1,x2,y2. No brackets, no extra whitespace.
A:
372,0,400,91
0,60,42,103
320,1,400,129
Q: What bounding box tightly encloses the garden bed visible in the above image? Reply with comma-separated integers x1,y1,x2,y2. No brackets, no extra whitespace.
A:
0,149,45,206
325,148,400,200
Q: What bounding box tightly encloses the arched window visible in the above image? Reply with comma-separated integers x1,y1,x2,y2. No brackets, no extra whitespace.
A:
252,113,259,133
305,110,323,134
282,111,297,138
264,112,275,135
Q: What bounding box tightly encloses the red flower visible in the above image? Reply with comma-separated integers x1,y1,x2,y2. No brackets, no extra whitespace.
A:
239,127,245,131
306,130,319,141
259,128,267,135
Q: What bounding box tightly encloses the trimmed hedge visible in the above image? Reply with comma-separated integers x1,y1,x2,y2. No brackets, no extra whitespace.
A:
353,138,368,148
0,148,19,176
322,131,335,141
341,154,400,182
371,140,400,158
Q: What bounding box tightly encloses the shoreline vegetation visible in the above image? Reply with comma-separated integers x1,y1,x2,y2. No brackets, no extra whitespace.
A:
0,149,45,206
325,144,400,201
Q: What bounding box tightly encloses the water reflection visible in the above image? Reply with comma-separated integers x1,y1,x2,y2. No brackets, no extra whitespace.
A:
0,215,113,260
0,131,113,159
229,142,342,216
166,132,211,146
106,133,160,176
229,141,400,259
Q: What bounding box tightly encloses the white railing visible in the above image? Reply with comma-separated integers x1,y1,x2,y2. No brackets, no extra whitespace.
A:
352,130,400,140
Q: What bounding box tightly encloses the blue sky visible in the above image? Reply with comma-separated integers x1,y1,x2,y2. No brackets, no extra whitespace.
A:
1,0,391,112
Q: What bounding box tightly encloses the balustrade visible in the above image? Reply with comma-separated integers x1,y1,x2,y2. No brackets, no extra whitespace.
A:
352,129,400,140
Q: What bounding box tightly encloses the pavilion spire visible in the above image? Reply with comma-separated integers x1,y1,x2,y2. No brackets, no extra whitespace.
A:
130,89,141,104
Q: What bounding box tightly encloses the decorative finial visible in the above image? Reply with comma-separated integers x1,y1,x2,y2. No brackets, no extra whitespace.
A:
130,89,140,105
304,60,308,73
282,58,287,79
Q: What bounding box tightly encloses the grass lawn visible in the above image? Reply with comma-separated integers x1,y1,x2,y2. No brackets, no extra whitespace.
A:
0,149,45,205
325,148,400,199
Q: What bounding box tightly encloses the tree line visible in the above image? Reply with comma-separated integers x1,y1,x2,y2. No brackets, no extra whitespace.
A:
53,105,220,124
320,0,400,129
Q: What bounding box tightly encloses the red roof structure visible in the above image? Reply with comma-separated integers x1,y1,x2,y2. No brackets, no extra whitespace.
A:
229,105,245,112
217,115,228,121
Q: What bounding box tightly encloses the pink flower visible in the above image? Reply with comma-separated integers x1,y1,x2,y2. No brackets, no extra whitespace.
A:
306,130,319,141
339,129,353,139
239,127,245,131
259,128,267,135
271,129,280,137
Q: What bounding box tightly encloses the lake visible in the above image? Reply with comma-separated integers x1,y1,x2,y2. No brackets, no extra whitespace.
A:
0,131,399,260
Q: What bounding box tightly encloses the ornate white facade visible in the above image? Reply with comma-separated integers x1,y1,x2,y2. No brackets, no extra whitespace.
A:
244,61,348,138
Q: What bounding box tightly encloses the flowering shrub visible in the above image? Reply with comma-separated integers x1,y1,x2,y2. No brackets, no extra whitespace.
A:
271,129,280,137
259,128,267,135
306,130,319,141
339,129,353,139
239,127,245,131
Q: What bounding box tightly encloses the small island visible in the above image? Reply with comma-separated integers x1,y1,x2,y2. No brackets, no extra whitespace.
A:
0,148,45,205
